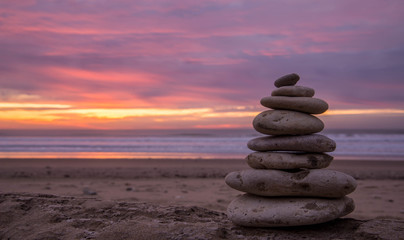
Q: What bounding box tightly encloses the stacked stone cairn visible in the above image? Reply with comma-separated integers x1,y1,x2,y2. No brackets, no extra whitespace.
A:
225,73,357,227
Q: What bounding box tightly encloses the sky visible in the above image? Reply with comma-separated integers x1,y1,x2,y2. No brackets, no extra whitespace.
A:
1,0,404,130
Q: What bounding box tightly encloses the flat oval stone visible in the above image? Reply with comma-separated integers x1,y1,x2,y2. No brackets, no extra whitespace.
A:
247,134,336,152
274,73,300,88
225,169,356,198
261,96,328,114
246,152,333,169
227,194,355,227
271,86,315,97
253,110,324,135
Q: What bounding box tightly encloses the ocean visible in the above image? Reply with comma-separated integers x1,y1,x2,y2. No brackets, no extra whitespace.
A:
0,129,403,160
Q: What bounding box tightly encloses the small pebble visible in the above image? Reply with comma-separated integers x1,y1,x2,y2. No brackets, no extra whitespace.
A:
83,187,97,195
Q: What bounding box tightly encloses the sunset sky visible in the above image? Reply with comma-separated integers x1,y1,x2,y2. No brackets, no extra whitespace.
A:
1,0,403,129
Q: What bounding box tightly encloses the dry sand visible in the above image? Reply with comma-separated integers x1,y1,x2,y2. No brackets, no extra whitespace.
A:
0,158,403,239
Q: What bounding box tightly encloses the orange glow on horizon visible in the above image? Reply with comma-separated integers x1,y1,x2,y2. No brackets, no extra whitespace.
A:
1,100,404,129
324,109,404,115
0,103,71,109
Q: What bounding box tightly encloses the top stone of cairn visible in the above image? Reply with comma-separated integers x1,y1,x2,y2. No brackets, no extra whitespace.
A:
274,73,300,88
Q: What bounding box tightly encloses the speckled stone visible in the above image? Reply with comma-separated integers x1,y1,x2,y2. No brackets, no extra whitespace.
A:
271,86,315,97
227,194,355,227
225,169,356,198
247,134,336,152
246,152,333,169
253,110,324,135
260,96,328,114
274,73,300,88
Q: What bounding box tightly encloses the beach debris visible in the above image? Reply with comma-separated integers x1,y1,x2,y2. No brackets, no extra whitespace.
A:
225,73,357,227
83,187,97,195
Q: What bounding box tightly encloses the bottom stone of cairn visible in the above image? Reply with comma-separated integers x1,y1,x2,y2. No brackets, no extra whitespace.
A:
227,194,355,227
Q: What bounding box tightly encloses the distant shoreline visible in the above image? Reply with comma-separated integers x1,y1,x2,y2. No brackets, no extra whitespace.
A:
2,128,404,160
1,128,404,137
1,157,403,180
0,153,403,161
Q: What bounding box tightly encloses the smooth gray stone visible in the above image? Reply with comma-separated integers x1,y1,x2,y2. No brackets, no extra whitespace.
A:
271,85,315,97
225,169,356,198
247,134,336,152
253,110,324,135
261,96,328,114
274,73,300,88
246,152,333,169
227,194,355,227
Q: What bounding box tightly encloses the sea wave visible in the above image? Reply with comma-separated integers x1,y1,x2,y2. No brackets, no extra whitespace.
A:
0,129,403,159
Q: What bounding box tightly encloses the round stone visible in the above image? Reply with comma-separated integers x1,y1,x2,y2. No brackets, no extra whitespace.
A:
271,86,315,97
274,73,300,88
261,96,328,114
246,152,333,169
225,169,357,198
247,134,336,152
227,194,355,227
253,110,324,135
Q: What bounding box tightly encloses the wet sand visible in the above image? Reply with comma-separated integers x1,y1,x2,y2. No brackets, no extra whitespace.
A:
0,158,403,239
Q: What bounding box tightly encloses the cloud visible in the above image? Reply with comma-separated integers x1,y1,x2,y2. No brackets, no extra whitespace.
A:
0,0,404,128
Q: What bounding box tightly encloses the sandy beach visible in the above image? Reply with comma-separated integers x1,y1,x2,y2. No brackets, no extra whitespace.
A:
1,158,403,239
